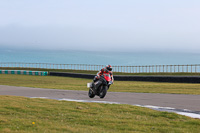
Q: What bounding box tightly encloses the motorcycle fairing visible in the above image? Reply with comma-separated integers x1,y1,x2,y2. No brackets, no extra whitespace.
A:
103,73,111,82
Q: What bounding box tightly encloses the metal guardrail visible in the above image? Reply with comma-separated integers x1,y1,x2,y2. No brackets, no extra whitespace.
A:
0,62,200,73
49,72,200,83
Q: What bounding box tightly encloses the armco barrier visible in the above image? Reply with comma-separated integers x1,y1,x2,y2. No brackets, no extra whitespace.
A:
114,75,200,83
0,70,48,76
50,72,94,79
49,72,200,83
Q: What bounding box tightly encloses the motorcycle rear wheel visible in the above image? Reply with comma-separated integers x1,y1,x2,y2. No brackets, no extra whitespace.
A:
88,88,95,98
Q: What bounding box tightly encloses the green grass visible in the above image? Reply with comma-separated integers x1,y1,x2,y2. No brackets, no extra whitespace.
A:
0,96,200,133
1,74,200,95
1,67,200,76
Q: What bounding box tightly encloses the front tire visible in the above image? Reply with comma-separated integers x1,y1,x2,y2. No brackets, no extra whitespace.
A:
99,86,107,98
88,88,95,98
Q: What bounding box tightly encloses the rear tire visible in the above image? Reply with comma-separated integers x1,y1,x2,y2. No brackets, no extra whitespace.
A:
88,88,95,98
99,86,107,98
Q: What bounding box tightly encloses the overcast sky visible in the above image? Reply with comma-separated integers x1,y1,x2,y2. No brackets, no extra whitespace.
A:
0,0,200,52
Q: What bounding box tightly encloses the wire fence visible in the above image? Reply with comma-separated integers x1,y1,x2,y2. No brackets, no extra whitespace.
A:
0,62,200,73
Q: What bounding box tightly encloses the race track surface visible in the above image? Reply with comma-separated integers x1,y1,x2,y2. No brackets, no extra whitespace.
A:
1,85,200,112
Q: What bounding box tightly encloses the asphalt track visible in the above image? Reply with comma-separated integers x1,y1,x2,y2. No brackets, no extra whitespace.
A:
0,85,200,118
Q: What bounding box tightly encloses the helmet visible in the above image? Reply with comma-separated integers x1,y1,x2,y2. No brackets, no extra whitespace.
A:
106,64,112,71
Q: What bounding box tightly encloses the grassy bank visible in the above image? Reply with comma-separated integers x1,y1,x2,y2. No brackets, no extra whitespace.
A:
1,75,200,95
0,96,200,133
1,67,200,76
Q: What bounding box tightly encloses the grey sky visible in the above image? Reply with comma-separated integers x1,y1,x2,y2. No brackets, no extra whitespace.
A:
0,0,200,52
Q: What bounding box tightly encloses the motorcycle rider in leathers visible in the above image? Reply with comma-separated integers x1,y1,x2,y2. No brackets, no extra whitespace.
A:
92,65,114,94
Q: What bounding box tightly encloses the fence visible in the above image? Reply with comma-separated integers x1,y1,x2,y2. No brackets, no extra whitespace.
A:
0,62,200,73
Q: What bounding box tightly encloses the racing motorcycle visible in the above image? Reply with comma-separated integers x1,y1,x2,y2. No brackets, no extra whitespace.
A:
87,73,113,98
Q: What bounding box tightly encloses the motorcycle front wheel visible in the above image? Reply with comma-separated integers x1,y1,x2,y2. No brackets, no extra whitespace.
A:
88,88,95,98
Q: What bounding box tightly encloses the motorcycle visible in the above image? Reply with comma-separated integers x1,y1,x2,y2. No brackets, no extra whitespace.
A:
87,73,113,98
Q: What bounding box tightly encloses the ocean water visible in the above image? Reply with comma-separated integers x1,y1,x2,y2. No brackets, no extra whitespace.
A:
0,49,200,66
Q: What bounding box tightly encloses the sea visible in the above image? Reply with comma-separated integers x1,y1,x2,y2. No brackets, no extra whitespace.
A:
1,49,200,66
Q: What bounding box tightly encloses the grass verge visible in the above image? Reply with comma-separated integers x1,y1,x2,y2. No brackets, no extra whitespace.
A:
1,75,200,95
0,96,200,133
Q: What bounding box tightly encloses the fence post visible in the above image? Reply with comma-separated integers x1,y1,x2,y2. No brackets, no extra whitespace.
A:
195,64,197,73
166,65,168,73
145,66,146,73
178,65,179,73
138,66,140,73
191,65,193,73
135,66,137,73
149,65,150,73
131,66,134,73
142,66,144,73
182,65,184,72
163,65,164,73
174,65,176,73
151,65,153,73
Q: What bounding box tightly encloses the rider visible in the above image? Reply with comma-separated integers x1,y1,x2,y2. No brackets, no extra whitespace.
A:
92,64,114,93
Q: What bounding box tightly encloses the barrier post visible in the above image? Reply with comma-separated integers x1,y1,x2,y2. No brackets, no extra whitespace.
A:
195,65,197,73
178,65,180,72
139,66,141,73
149,65,150,73
174,65,176,72
191,65,193,73
182,65,184,72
